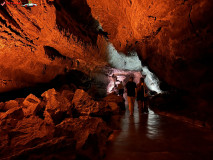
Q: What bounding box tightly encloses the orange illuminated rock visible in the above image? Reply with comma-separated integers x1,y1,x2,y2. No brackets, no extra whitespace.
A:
60,90,75,102
0,0,107,93
4,100,19,111
56,116,112,150
10,116,54,149
0,107,24,131
22,94,41,117
42,88,72,124
0,107,23,120
108,102,120,115
104,93,125,111
72,89,99,116
72,89,112,117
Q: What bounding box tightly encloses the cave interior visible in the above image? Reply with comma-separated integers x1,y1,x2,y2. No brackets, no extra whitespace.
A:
0,0,213,159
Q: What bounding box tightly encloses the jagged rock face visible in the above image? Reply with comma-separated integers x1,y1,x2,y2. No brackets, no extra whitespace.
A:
0,0,107,93
87,0,213,102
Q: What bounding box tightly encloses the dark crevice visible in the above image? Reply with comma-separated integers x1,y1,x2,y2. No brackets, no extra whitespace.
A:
0,70,91,102
148,16,157,20
153,27,162,36
0,16,35,45
0,6,21,30
44,46,68,60
189,5,199,36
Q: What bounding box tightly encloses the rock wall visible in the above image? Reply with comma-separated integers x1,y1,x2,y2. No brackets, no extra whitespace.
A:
0,0,107,93
87,0,213,104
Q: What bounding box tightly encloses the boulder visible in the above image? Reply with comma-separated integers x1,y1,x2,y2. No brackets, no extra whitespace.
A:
56,116,112,159
0,130,8,156
22,94,41,117
15,98,25,105
72,89,99,116
9,116,55,150
8,137,76,160
108,102,120,115
0,107,24,131
72,89,112,118
41,88,71,125
104,93,125,111
0,107,24,120
89,101,112,119
4,100,19,111
61,89,74,102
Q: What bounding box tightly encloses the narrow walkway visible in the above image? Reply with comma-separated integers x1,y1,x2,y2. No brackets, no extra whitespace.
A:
105,101,213,160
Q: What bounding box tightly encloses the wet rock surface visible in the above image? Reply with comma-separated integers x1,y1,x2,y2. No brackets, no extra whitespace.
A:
105,107,213,160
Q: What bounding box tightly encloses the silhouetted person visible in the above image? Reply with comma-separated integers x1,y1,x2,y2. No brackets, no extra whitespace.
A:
137,78,148,113
118,81,124,97
126,77,137,116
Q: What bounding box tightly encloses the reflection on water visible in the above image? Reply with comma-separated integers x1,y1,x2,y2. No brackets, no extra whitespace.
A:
105,99,213,160
147,110,162,140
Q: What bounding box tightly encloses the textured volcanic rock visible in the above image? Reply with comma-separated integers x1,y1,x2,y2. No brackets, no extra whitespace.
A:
72,89,100,116
0,115,55,159
0,107,24,131
72,89,112,117
10,116,54,148
41,88,72,125
0,0,107,93
0,107,24,121
104,93,125,111
3,100,19,111
0,86,124,159
107,102,120,115
22,94,41,117
54,0,99,43
9,136,76,160
56,116,112,159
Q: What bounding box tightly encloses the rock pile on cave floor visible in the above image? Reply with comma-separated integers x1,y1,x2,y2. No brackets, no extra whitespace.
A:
0,86,125,160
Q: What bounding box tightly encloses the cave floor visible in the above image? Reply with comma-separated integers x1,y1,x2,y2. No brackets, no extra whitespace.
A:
105,100,213,160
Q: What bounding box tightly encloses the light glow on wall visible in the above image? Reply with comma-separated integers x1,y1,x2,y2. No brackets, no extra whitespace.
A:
107,43,162,94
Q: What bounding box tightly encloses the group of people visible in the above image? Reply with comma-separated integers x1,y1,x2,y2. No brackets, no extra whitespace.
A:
116,77,148,116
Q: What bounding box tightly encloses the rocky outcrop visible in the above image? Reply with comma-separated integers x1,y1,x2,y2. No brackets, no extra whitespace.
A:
22,94,41,117
0,86,118,159
3,100,19,111
72,89,99,116
41,88,72,125
0,107,24,121
56,116,112,150
72,89,118,118
104,93,125,111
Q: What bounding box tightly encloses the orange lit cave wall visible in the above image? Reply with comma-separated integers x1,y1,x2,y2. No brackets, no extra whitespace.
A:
0,0,108,93
87,0,213,104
